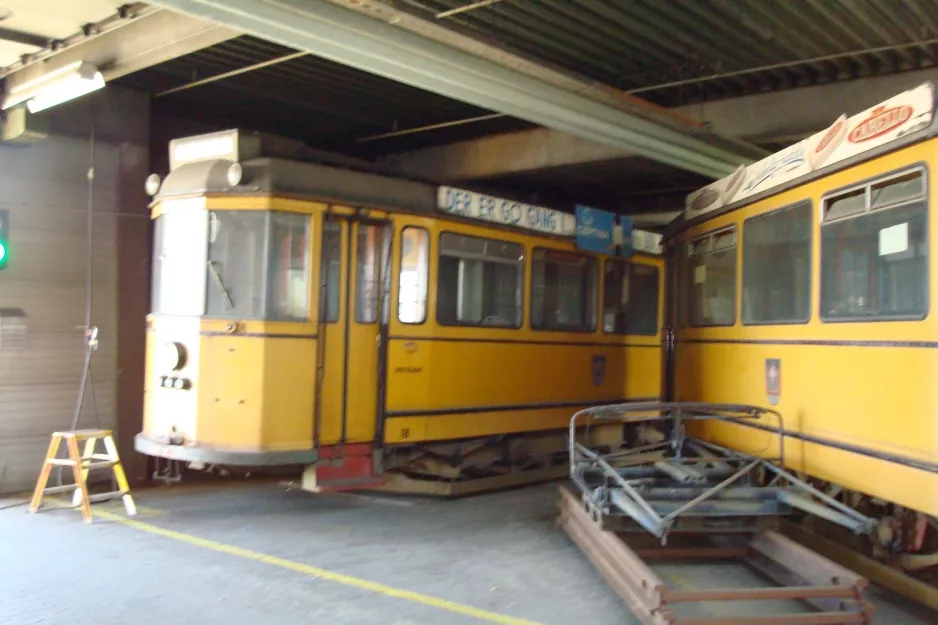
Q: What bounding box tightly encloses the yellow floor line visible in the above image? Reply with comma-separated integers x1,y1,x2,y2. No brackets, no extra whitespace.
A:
95,509,543,625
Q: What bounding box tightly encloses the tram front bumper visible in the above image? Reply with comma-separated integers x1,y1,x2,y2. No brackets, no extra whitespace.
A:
133,434,319,466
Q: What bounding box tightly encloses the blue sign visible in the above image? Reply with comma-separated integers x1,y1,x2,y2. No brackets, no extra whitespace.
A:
575,205,633,257
575,205,615,254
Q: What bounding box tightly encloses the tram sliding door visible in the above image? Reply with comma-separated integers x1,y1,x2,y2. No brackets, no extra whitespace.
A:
317,217,389,448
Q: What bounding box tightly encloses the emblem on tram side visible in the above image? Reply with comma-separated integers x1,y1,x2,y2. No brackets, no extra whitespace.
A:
765,358,781,406
592,355,606,387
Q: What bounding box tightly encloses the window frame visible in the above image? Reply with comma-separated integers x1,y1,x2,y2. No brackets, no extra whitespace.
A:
741,200,813,327
686,223,739,328
601,259,660,336
397,225,430,326
435,230,525,330
529,246,598,333
819,163,930,324
320,219,343,325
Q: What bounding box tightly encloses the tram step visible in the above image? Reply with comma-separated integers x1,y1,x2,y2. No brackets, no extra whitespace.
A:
313,476,387,493
300,455,384,493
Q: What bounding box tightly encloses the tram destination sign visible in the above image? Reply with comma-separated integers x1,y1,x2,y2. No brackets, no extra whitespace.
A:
437,186,576,236
686,81,936,218
437,186,662,255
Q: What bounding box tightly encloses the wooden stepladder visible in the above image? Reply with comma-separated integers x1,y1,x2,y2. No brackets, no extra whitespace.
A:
29,429,137,523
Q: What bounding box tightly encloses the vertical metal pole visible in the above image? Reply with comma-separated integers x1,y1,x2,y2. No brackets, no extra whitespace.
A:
70,113,95,432
57,109,96,487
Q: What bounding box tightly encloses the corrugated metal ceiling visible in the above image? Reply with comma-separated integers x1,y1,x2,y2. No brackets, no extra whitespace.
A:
118,35,534,156
115,0,938,208
411,0,938,106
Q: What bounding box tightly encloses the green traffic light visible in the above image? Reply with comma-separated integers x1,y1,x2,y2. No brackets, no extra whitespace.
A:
0,240,6,266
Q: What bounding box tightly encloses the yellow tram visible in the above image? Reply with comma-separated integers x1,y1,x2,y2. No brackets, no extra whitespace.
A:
135,130,664,493
667,81,938,569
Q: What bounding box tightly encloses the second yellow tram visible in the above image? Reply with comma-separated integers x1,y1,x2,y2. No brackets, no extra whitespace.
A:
667,81,938,572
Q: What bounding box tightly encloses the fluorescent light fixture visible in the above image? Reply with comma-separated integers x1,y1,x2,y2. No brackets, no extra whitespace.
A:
2,61,106,112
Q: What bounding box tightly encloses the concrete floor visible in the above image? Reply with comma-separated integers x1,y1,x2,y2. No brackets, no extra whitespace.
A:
1,480,935,625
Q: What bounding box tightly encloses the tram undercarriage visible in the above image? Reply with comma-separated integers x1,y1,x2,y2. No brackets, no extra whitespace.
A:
373,425,625,496
148,423,629,498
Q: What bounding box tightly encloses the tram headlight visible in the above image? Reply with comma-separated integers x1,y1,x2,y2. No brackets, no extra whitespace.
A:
160,342,187,372
226,162,243,187
144,173,161,197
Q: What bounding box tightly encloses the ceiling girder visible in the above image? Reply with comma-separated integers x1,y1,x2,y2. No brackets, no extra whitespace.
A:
150,0,766,179
1,7,238,97
386,67,938,182
0,27,49,50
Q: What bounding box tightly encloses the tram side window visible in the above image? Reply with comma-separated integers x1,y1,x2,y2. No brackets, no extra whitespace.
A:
603,261,628,333
688,228,737,327
356,224,380,324
742,201,811,325
322,221,342,323
821,169,928,320
630,263,660,335
398,227,429,324
267,213,310,321
603,261,659,335
531,249,597,332
206,211,268,318
437,233,523,328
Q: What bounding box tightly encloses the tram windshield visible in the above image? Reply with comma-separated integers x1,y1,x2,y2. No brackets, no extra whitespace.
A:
151,209,310,320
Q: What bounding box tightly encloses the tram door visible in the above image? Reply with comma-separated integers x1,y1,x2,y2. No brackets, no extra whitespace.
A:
663,246,678,402
317,217,389,448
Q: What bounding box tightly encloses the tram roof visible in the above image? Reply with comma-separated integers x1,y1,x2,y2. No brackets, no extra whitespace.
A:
668,81,938,239
155,155,438,216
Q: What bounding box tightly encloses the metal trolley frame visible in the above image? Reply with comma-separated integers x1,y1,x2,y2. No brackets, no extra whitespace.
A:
559,401,878,624
568,401,875,542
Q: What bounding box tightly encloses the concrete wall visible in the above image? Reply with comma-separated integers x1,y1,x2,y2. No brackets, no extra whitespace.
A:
0,86,150,493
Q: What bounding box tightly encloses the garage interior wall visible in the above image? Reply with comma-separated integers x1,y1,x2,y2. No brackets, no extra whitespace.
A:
0,86,151,493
